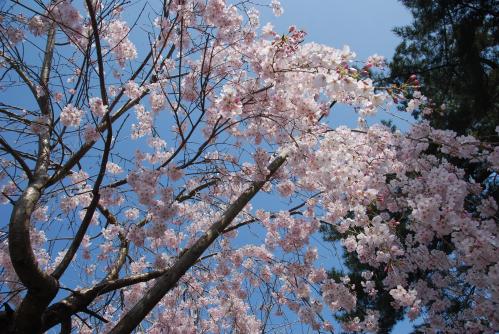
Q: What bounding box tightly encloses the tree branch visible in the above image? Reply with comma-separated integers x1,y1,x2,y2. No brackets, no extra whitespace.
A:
97,204,129,281
41,270,169,331
8,23,59,334
108,151,287,334
0,137,33,181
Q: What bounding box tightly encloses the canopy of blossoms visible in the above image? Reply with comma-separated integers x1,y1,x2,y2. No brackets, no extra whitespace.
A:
0,0,497,333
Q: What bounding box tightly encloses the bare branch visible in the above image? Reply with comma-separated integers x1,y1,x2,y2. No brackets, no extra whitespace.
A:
0,137,33,181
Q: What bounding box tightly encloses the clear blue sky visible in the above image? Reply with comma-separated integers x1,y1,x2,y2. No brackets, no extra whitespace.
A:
261,0,412,60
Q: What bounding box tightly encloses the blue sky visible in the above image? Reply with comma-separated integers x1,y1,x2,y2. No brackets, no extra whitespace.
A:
261,0,412,60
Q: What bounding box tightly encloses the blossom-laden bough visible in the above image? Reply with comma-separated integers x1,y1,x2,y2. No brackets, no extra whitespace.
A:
0,0,497,333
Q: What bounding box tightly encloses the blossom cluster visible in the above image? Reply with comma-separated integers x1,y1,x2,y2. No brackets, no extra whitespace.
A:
0,1,496,334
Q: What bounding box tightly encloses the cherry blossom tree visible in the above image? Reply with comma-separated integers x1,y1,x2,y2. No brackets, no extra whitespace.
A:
0,1,497,333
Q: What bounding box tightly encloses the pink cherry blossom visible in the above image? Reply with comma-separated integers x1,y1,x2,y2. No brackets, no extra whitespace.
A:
0,2,496,334
89,97,108,117
60,104,84,127
106,162,123,174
